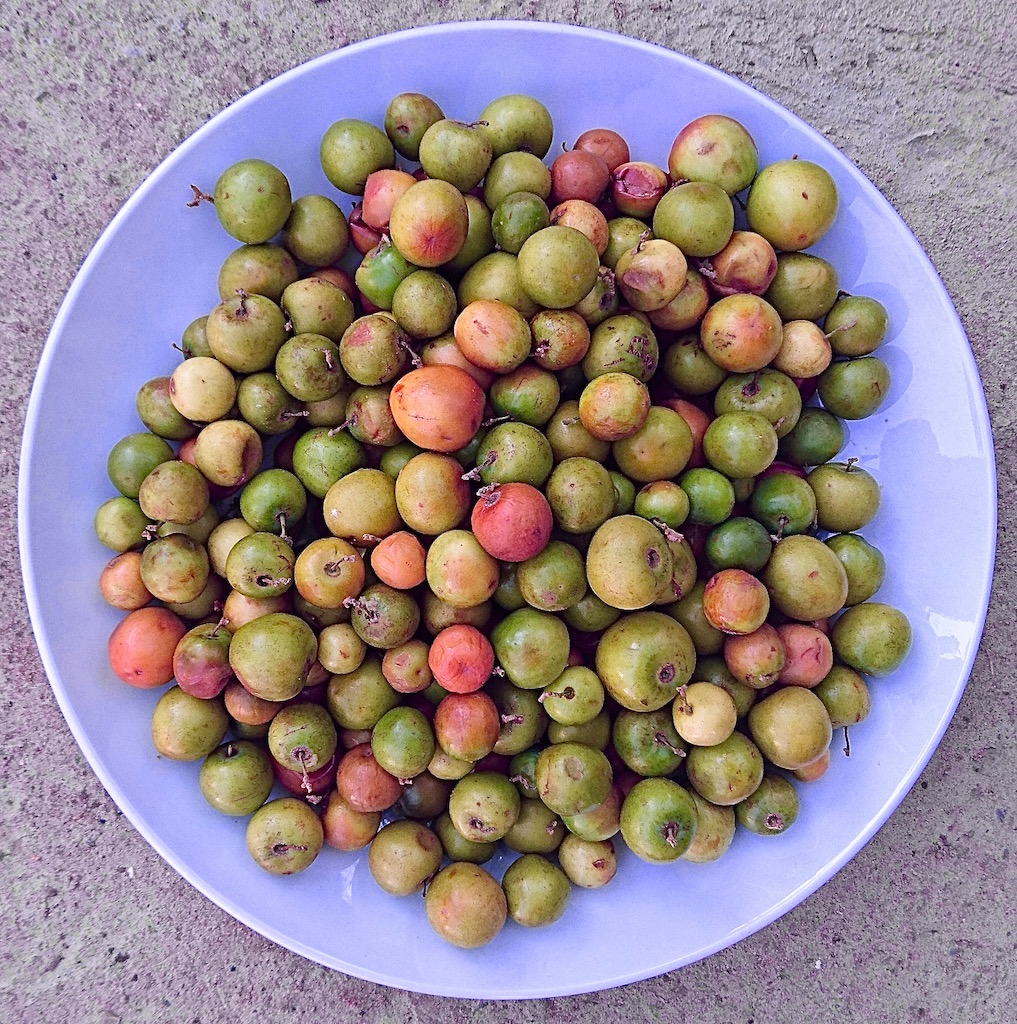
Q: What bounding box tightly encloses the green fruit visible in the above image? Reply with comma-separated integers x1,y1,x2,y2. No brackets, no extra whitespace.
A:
682,792,736,863
229,612,317,702
534,742,613,816
586,515,673,610
151,687,228,761
490,607,570,690
479,94,554,158
217,243,298,303
320,118,395,195
213,158,292,244
107,433,175,499
501,854,571,927
830,602,913,676
246,798,323,875
747,686,833,770
368,820,443,896
824,294,889,357
448,772,521,843
281,194,350,267
200,741,274,816
517,226,600,310
685,730,764,805
703,411,778,479
595,610,696,712
814,664,872,727
807,462,881,533
763,534,849,621
735,773,800,835
825,532,887,605
268,702,337,773
746,159,838,251
764,252,839,322
619,778,698,862
817,356,891,420
652,181,735,258
384,92,445,161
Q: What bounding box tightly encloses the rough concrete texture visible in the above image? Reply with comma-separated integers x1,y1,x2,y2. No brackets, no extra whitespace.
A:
1,1,1014,1021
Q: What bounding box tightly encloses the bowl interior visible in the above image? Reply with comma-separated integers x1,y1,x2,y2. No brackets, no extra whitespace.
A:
19,21,996,998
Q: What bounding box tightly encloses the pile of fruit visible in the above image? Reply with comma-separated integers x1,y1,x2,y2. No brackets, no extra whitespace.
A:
94,91,913,948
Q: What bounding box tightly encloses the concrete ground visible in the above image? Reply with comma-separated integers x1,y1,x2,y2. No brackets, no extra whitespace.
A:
2,1,1014,1021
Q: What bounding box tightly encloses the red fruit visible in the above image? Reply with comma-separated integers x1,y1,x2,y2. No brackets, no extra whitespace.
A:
273,428,301,473
432,691,501,762
335,744,402,813
361,168,416,230
371,531,427,589
420,333,496,389
702,568,770,635
548,201,609,259
776,623,834,687
470,482,553,562
309,265,357,303
795,376,819,403
704,231,778,297
758,460,807,481
272,749,338,797
348,202,383,255
660,397,712,469
453,299,531,374
172,628,233,700
723,623,786,688
610,161,668,219
99,551,152,611
473,752,512,775
573,128,630,173
550,149,611,204
389,365,485,452
322,790,382,851
700,293,783,373
108,607,187,688
388,178,469,268
428,624,495,694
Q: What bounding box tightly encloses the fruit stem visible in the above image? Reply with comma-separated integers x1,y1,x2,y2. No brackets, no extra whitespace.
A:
186,184,214,207
477,483,501,506
461,451,496,482
509,773,536,792
653,730,686,757
662,820,680,848
323,556,357,576
254,574,292,589
398,335,423,368
651,519,683,543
